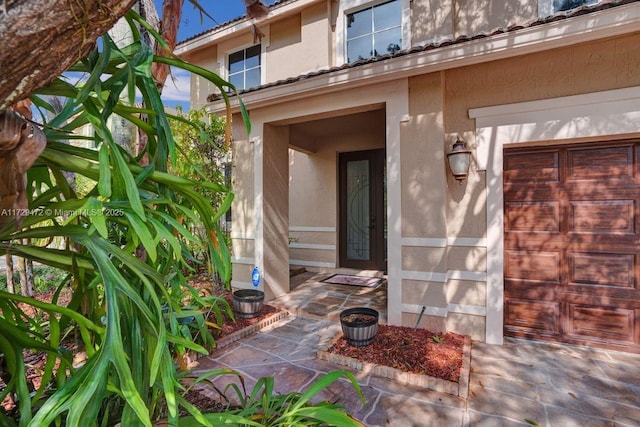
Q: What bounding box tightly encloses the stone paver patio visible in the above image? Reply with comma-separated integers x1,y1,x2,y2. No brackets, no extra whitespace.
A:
191,272,640,426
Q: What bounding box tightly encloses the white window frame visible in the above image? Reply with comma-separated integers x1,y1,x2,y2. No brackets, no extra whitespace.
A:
220,41,268,91
336,0,410,66
538,0,602,17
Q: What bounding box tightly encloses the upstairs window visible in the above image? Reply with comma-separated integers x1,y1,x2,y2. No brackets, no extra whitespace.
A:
553,0,599,12
228,45,261,91
346,0,402,63
541,0,600,14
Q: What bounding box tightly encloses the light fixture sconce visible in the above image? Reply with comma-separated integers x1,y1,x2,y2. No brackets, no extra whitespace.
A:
446,137,472,182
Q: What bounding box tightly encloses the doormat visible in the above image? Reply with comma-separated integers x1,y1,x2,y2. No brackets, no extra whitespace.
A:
321,274,383,288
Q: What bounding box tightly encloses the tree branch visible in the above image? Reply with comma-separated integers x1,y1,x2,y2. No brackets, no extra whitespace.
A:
0,0,138,111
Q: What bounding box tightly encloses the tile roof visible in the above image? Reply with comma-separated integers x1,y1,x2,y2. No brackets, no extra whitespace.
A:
206,0,640,103
177,0,294,46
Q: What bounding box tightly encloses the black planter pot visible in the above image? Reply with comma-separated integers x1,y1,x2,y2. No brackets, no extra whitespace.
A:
340,307,379,347
232,289,265,319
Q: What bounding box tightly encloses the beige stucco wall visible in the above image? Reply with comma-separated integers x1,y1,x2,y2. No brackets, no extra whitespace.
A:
231,114,255,239
441,32,640,240
403,72,447,237
183,47,219,109
412,0,538,44
412,0,454,43
267,2,330,81
230,113,255,288
262,125,291,299
454,0,538,37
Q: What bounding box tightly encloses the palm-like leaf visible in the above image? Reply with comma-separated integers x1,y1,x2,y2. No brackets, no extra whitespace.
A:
0,10,240,426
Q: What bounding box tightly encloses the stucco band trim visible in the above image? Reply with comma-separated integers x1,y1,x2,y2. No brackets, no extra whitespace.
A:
289,226,336,232
401,237,487,247
231,257,256,265
403,303,486,317
289,243,336,250
289,259,336,268
402,270,487,283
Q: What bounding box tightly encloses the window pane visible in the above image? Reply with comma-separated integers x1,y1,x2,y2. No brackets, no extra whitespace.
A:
229,73,244,90
374,0,401,31
347,35,373,62
347,8,372,39
245,44,261,68
228,50,244,74
374,27,402,56
245,67,261,89
553,0,598,11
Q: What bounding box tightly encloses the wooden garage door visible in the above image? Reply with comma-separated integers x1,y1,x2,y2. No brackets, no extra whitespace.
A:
504,140,640,353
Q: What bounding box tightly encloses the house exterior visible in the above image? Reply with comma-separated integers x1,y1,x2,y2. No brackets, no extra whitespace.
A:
176,0,640,353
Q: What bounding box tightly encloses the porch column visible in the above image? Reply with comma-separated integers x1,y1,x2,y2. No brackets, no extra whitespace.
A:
386,79,409,326
258,124,290,300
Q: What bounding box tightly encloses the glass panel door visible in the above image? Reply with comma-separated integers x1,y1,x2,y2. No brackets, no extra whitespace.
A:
339,149,386,271
346,160,370,260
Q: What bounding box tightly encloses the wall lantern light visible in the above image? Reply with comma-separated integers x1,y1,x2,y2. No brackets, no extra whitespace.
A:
446,137,472,182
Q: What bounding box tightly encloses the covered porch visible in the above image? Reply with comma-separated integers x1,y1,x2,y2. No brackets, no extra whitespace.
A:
228,79,407,327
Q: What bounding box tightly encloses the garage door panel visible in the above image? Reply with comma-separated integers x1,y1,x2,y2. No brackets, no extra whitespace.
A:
504,140,640,353
567,145,635,181
568,252,635,288
504,150,559,183
505,250,561,283
566,304,635,343
505,298,561,335
569,200,635,234
505,201,560,232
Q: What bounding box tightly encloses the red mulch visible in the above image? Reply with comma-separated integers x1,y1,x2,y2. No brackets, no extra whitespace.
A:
327,324,465,383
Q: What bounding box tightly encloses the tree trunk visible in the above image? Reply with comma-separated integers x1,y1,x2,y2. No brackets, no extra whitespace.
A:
0,0,138,112
5,251,14,293
108,16,139,154
16,240,33,296
151,0,184,92
25,256,34,294
17,255,27,296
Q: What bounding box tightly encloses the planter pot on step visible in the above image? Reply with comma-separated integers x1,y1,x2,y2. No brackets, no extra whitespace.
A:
232,289,265,319
340,307,379,347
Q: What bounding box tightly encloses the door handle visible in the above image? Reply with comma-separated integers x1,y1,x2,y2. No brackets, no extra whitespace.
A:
369,216,376,230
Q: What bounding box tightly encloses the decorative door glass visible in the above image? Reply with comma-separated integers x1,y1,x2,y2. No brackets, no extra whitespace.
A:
346,159,370,261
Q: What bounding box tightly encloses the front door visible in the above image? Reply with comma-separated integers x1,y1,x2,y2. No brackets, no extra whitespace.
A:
339,149,386,271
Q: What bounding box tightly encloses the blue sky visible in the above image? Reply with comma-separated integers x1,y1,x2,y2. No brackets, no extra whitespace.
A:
154,0,278,110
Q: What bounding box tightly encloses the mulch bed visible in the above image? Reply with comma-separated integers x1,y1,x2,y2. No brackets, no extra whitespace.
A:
327,324,465,383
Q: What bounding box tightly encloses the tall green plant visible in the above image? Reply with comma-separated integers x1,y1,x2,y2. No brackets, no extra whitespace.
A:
0,10,245,426
0,9,364,427
180,370,365,427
